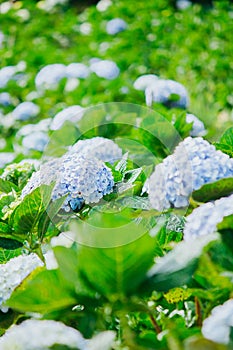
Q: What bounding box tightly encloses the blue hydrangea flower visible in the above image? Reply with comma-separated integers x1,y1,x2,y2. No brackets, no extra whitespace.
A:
35,64,67,89
202,299,233,345
145,79,189,108
0,66,17,88
69,137,122,164
0,254,43,311
22,154,114,212
0,319,86,350
0,92,12,106
66,63,90,79
90,60,120,80
183,194,233,240
186,113,207,137
133,74,159,91
22,131,49,152
50,105,84,130
12,101,40,121
17,118,51,137
0,153,16,168
147,137,233,211
106,18,127,35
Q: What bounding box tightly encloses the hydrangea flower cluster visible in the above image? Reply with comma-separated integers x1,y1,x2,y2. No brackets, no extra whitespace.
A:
133,74,159,91
50,105,84,130
22,153,114,212
22,131,49,152
0,254,43,311
186,113,207,137
0,153,16,169
202,299,233,344
0,319,115,350
1,161,35,186
12,101,40,121
17,118,51,137
0,66,18,88
145,79,189,108
35,63,67,89
0,92,12,106
183,193,233,240
106,18,127,35
147,137,233,211
90,59,120,80
69,137,122,164
66,63,90,79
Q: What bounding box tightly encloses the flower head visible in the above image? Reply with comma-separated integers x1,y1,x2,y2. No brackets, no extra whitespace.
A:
0,319,86,350
0,254,43,310
145,79,189,108
0,92,12,106
133,74,159,91
90,59,120,80
12,101,40,121
50,105,84,130
22,154,114,212
35,64,67,89
184,194,233,240
106,18,127,35
147,137,233,211
186,113,207,137
69,137,122,164
202,299,233,344
22,131,49,152
66,63,90,79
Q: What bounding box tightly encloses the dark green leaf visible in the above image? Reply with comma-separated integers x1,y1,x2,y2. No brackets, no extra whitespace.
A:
192,178,233,203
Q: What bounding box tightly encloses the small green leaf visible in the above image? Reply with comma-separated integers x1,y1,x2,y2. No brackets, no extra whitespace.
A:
0,237,23,250
192,178,233,203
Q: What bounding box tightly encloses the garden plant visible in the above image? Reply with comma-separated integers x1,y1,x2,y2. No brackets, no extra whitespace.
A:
0,0,233,349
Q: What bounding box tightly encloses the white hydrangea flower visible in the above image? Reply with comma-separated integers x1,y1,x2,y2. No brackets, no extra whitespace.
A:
0,153,16,168
22,154,114,212
16,118,51,137
0,92,12,106
35,64,67,89
69,137,122,164
0,254,43,310
12,102,40,121
50,105,84,130
202,299,233,344
106,18,127,35
147,137,233,211
0,66,17,88
22,131,49,152
184,193,233,240
0,319,86,350
186,113,207,137
145,79,189,108
90,60,120,80
66,63,90,79
133,74,159,91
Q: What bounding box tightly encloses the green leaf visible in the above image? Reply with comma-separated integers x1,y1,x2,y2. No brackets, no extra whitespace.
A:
142,234,218,292
0,237,23,250
192,178,233,203
0,248,22,264
12,184,54,234
69,210,158,297
8,269,77,313
0,179,18,194
220,127,233,147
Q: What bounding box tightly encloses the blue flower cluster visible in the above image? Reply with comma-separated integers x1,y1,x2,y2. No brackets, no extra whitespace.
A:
22,131,49,152
12,101,40,121
106,18,127,35
145,79,189,108
90,59,120,80
0,92,12,106
133,74,159,91
22,153,114,212
202,299,233,345
183,193,233,240
50,105,84,130
147,137,233,211
69,137,122,164
186,113,206,137
0,254,43,311
35,64,67,89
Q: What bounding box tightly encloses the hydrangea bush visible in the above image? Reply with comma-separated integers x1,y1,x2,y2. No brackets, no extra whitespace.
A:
0,0,233,349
